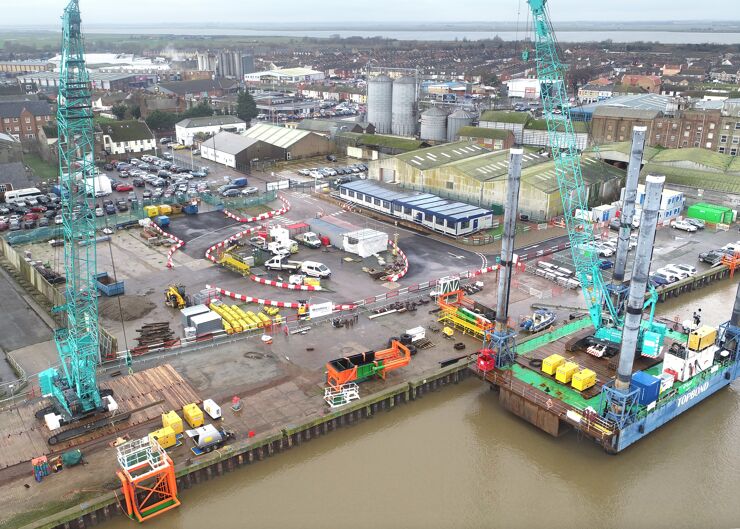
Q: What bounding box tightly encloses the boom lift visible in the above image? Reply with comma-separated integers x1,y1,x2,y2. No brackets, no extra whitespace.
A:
524,0,666,356
36,0,119,444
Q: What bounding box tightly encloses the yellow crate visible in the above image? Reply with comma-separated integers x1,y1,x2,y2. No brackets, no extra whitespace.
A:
161,410,183,434
542,354,565,376
149,426,176,449
571,368,597,391
158,204,172,215
144,205,159,218
183,403,204,428
688,325,717,351
555,362,579,384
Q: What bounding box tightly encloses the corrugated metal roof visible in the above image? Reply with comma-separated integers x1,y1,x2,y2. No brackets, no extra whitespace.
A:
243,123,314,149
396,141,490,170
201,131,259,155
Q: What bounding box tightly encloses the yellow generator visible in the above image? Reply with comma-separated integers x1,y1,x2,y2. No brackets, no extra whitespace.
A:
183,403,204,428
144,205,159,218
688,325,717,352
571,368,597,391
542,354,565,376
149,426,176,449
161,410,183,434
556,362,579,384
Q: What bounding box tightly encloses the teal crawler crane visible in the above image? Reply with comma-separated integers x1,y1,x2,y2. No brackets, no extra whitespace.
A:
523,0,666,357
36,0,122,445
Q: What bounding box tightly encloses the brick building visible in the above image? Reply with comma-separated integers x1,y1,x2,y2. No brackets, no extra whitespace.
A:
620,74,662,94
590,107,662,144
651,110,722,150
0,100,54,141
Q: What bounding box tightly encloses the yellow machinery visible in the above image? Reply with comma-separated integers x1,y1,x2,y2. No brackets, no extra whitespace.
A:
165,285,188,309
162,411,183,435
218,251,251,277
542,354,565,376
183,403,204,428
148,426,176,449
556,362,580,384
688,325,717,351
571,368,597,392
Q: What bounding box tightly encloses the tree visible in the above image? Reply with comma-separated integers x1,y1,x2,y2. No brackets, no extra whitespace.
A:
145,110,178,131
111,104,127,120
131,105,141,119
236,90,258,123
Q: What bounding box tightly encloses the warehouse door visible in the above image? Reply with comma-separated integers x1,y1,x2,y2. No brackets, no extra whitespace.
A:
380,168,395,183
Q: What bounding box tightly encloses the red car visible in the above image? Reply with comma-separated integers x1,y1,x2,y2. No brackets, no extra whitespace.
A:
30,205,47,213
23,213,40,221
116,184,134,192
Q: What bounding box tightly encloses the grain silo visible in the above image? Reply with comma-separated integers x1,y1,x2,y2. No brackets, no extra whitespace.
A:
446,109,475,142
420,107,448,143
391,76,417,137
367,74,393,134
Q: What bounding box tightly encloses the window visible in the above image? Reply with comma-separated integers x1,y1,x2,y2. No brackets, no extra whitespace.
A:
693,142,700,147
424,212,432,222
606,134,612,141
14,126,19,132
382,200,390,209
655,134,661,141
683,131,690,138
708,133,714,140
710,123,716,130
682,141,688,147
460,220,470,230
445,182,454,190
733,137,740,145
721,135,728,143
404,206,411,216
697,126,703,132
607,125,613,131
672,123,678,129
2,118,8,124
35,116,41,121
26,133,35,139
670,135,676,142
736,123,740,130
26,126,31,131
373,198,381,206
706,142,713,149
732,148,738,156
719,147,726,153
13,118,18,123
24,117,30,124
619,135,624,141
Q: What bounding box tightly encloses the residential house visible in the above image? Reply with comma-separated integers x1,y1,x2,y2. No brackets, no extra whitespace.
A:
100,120,156,155
620,74,662,94
0,99,54,142
717,99,740,156
155,79,239,100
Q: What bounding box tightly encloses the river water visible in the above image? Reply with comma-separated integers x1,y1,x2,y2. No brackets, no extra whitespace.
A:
107,282,740,529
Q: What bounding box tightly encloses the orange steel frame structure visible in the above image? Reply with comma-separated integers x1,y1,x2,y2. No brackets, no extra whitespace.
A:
437,290,494,330
325,341,411,389
116,438,180,522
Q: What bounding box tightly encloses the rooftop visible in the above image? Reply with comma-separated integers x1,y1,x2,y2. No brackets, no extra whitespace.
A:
396,141,490,170
337,132,426,152
0,100,53,118
0,162,33,189
157,79,237,96
176,115,246,129
574,93,676,115
592,106,662,120
18,71,136,82
243,123,320,149
446,148,547,183
457,126,513,140
480,110,530,125
201,131,259,155
100,120,154,143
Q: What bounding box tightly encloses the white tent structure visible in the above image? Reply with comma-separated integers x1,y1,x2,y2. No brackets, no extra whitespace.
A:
342,229,388,258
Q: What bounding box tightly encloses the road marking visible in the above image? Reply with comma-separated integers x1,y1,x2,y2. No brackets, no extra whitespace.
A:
447,252,466,260
476,252,488,268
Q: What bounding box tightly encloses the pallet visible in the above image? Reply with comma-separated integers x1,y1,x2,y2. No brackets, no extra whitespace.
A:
414,338,436,350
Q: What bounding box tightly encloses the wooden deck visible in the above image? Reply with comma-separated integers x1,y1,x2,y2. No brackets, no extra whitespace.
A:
0,364,200,470
517,328,664,399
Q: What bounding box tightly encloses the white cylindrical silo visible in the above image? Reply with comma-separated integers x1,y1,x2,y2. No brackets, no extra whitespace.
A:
367,74,393,134
392,75,417,137
446,109,475,142
420,107,448,143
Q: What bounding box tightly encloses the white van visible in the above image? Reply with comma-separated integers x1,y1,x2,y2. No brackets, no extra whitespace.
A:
301,261,331,278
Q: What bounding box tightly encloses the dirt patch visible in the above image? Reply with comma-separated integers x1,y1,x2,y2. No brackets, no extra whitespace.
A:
99,295,156,321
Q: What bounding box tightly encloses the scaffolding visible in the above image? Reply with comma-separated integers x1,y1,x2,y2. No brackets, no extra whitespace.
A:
116,437,180,522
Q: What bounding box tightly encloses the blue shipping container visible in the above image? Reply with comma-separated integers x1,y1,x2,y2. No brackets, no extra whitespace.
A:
631,371,660,406
183,204,199,215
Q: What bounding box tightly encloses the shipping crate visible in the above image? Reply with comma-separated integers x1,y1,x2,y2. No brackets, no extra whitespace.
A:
688,325,717,352
555,361,579,384
571,368,596,391
183,403,204,428
542,354,565,376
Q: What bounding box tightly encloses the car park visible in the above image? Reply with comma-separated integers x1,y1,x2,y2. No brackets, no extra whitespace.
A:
95,207,104,217
54,215,63,225
650,271,677,286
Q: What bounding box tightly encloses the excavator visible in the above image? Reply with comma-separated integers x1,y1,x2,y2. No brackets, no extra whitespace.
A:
165,284,190,309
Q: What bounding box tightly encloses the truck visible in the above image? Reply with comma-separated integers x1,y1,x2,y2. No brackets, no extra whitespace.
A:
231,177,248,188
264,255,302,272
267,241,291,257
295,231,321,249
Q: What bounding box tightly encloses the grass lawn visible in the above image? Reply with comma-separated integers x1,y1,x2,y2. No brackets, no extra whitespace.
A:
24,153,58,183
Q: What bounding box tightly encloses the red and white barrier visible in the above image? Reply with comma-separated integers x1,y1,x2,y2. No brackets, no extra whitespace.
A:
207,284,355,311
385,240,409,282
205,226,262,264
224,195,291,223
249,274,322,291
148,221,185,269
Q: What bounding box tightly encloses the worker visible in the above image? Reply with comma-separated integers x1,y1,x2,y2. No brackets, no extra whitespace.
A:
693,309,702,327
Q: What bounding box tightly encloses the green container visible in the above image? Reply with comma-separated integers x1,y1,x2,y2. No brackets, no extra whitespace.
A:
356,362,378,380
687,203,732,224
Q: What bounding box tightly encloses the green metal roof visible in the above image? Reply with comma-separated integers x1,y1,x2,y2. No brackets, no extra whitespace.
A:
651,147,733,172
396,141,491,170
587,142,661,162
444,147,544,183
520,155,624,194
641,163,740,194
526,118,589,134
480,110,530,125
100,120,154,143
457,126,512,140
337,132,426,152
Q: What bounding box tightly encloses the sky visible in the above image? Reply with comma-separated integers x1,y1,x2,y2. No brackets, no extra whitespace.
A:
0,0,735,26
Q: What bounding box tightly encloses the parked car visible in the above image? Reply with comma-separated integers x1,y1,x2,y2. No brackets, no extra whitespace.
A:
54,215,63,225
105,204,116,215
240,187,259,196
95,206,104,217
222,188,240,197
672,219,698,232
650,271,676,286
684,218,705,230
159,137,173,144
116,184,133,192
192,149,200,156
326,154,337,162
661,264,697,279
